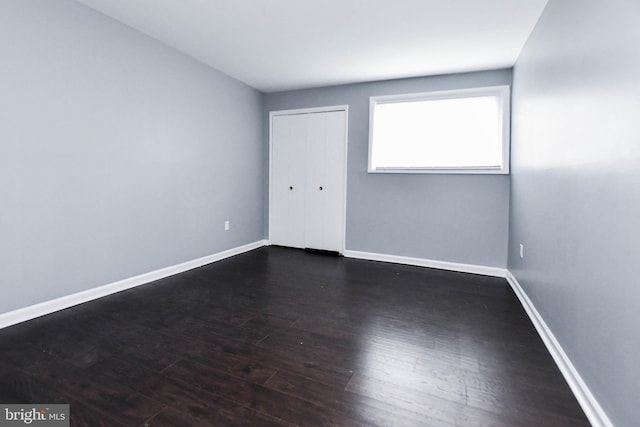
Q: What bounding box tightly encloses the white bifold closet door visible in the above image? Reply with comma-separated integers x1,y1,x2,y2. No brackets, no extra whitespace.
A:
270,109,346,253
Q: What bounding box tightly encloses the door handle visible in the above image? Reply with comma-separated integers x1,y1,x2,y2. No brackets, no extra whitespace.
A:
319,186,323,190
289,186,293,190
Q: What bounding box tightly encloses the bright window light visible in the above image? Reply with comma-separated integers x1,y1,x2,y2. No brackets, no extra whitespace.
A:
368,86,510,174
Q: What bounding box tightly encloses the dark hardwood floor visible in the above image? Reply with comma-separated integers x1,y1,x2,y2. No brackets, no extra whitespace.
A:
0,247,589,426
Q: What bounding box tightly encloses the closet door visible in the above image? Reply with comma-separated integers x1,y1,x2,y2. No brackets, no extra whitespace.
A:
304,111,346,252
270,108,347,253
270,114,306,248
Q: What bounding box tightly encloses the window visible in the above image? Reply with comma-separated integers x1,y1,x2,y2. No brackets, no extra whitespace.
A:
368,86,510,174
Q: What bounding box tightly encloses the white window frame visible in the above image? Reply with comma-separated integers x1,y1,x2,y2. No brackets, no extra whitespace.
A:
368,85,510,174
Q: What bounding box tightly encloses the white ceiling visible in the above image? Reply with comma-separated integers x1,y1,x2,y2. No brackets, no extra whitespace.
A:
74,0,548,93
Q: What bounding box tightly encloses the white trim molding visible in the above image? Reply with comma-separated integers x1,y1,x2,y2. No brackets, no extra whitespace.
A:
343,250,507,278
505,271,614,427
0,240,268,330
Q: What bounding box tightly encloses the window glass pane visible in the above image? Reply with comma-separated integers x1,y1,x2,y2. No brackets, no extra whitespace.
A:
370,89,507,172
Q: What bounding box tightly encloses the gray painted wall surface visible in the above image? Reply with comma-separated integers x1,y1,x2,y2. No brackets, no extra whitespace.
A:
509,0,640,424
264,70,511,268
0,0,264,314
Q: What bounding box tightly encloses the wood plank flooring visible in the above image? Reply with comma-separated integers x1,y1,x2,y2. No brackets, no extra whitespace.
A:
0,247,590,426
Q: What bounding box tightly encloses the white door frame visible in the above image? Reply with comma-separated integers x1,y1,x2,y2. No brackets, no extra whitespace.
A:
268,105,349,254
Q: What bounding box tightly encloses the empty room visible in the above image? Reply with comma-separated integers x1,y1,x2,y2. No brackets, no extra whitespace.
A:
0,0,637,426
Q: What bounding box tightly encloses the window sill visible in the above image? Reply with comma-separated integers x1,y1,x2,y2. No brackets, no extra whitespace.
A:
367,167,509,175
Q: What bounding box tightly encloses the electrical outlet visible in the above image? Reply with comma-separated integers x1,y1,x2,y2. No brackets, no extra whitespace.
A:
224,220,230,231
519,244,524,259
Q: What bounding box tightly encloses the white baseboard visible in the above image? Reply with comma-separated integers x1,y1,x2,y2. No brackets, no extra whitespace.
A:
505,271,613,427
0,240,268,330
343,249,507,278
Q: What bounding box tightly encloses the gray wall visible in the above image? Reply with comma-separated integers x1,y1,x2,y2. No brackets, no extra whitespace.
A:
0,0,264,314
264,70,511,268
509,0,640,425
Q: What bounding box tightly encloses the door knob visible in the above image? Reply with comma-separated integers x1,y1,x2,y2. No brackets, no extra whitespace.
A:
289,186,293,190
319,186,323,190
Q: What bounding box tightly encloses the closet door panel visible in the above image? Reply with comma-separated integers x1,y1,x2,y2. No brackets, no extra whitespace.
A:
270,115,289,246
271,114,305,248
322,110,347,252
286,115,307,248
304,113,327,250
